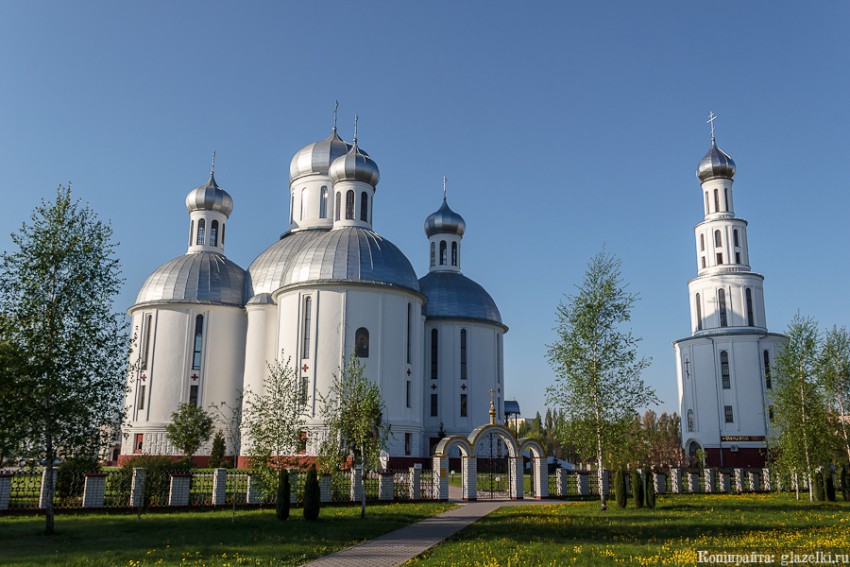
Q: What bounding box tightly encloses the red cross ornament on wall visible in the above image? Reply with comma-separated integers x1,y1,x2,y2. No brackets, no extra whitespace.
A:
302,363,309,373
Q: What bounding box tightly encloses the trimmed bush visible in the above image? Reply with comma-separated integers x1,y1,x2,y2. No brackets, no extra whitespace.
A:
644,468,656,509
631,469,644,508
303,465,320,521
208,431,226,469
276,469,290,521
825,473,836,502
116,455,187,507
614,469,627,509
814,470,825,501
56,456,100,501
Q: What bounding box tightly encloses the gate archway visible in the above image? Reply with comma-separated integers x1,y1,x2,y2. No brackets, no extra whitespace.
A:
469,424,519,500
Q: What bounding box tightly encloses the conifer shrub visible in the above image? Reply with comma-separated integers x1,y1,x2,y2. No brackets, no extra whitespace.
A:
631,469,644,508
208,430,226,469
644,468,656,509
614,469,627,508
276,469,290,521
814,470,825,501
303,464,320,521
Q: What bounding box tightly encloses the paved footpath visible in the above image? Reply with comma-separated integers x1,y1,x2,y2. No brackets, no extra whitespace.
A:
301,491,561,567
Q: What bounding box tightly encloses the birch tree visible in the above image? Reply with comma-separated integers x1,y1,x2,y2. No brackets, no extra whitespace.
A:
546,250,656,510
819,326,850,462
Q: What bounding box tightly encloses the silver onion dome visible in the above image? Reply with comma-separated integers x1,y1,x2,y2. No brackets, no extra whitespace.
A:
185,173,234,216
246,229,327,297
329,144,380,187
289,131,353,182
424,197,466,238
281,228,418,290
135,252,246,307
419,272,503,327
696,140,736,182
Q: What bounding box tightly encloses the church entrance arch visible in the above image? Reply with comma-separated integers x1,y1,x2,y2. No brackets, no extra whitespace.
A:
433,436,473,500
471,426,514,499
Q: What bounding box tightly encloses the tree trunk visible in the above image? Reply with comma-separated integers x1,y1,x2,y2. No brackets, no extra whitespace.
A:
44,434,55,535
360,444,366,519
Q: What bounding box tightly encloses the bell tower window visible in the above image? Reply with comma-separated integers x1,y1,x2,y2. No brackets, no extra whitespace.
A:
718,289,728,327
745,288,754,326
695,293,702,331
725,188,730,211
714,230,722,247
189,220,194,246
300,188,306,220
335,192,341,221
196,219,205,245
451,242,458,266
430,242,435,267
210,220,219,247
700,234,705,252
320,186,328,218
714,189,719,213
360,192,368,222
345,190,355,220
439,241,447,265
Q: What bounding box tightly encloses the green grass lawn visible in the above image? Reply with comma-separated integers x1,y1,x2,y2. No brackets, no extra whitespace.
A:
408,493,850,566
0,502,454,567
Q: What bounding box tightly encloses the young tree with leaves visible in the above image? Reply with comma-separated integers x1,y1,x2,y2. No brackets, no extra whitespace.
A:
166,403,214,463
319,354,388,518
242,354,307,490
0,187,128,534
771,314,833,501
819,325,850,462
546,250,656,511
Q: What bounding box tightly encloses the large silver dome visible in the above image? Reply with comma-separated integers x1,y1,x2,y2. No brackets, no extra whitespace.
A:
696,140,736,182
329,145,380,187
185,173,233,216
281,228,419,291
246,229,327,297
424,197,466,238
289,131,352,182
135,252,246,307
419,272,503,326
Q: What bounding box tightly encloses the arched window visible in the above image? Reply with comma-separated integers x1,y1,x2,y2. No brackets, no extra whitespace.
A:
290,195,294,225
720,351,730,389
439,241,447,265
430,242,435,267
406,303,412,364
745,288,754,326
701,257,706,269
210,220,219,247
221,223,225,245
718,288,728,327
700,234,705,252
460,329,467,379
345,190,355,220
196,219,205,246
320,186,328,218
714,230,722,247
733,229,739,247
192,314,204,370
302,297,312,359
300,188,306,220
360,192,368,222
687,409,694,432
355,327,369,358
725,188,730,211
189,220,194,246
430,329,438,379
763,350,772,389
714,189,719,213
704,192,709,215
335,192,341,221
696,293,703,331
451,242,458,266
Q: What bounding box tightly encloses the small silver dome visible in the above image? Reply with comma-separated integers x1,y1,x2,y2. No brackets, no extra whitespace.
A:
419,272,503,326
329,145,380,187
289,131,352,182
185,173,233,216
424,197,466,238
696,140,736,182
135,252,246,307
246,293,276,306
247,229,327,296
281,228,418,291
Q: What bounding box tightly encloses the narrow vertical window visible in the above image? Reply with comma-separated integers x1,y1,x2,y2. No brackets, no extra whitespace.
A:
406,303,412,364
138,385,146,410
701,257,706,269
430,393,438,417
764,351,772,389
335,192,341,221
302,297,312,359
300,377,308,406
451,242,458,266
189,384,199,407
736,252,741,264
696,293,703,331
704,192,709,215
700,234,705,252
714,230,722,247
355,327,369,358
221,223,225,245
300,188,305,220
724,405,734,423
430,329,438,379
320,186,328,218
439,241,447,265
189,220,194,246
714,189,719,213
406,380,411,408
345,190,354,219
460,394,468,417
134,433,143,453
687,409,694,432
718,289,727,327
725,188,730,211
141,314,153,370
360,192,368,221
746,288,754,326
716,253,723,265
404,433,411,455
290,195,294,225
720,351,730,389
196,219,205,245
460,329,467,379
430,242,435,267
733,229,739,247
210,220,219,247
192,314,204,369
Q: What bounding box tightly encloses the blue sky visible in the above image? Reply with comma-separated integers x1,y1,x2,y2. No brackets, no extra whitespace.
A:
1,2,848,419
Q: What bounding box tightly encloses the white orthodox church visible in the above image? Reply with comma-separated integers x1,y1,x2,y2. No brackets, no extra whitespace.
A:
673,121,785,468
119,121,507,466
